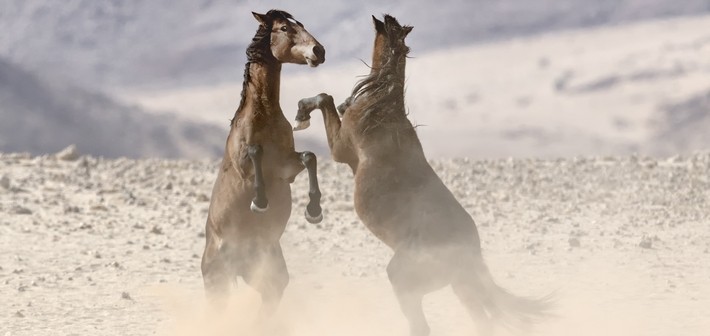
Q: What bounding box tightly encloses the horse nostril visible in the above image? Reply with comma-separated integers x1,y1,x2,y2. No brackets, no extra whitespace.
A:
313,45,325,62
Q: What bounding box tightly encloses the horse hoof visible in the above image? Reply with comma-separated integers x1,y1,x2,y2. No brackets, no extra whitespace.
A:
305,209,323,224
293,119,310,131
250,201,268,213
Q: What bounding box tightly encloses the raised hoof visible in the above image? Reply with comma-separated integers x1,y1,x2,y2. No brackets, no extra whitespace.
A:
250,200,269,213
305,209,323,224
293,119,311,131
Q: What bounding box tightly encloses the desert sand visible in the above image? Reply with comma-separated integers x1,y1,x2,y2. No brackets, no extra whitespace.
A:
1,148,708,335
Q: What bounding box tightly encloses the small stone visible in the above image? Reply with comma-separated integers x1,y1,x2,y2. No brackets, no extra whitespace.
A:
196,193,210,202
55,144,79,161
64,205,81,214
14,310,24,318
150,226,163,235
568,237,581,248
90,205,108,212
0,175,10,189
639,237,653,249
121,292,133,300
9,205,32,215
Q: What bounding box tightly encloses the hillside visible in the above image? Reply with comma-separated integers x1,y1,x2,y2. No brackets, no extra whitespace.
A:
2,0,710,89
126,14,710,159
0,57,225,158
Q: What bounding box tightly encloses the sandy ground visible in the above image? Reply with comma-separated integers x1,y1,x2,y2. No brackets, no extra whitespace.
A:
120,14,710,158
1,149,709,335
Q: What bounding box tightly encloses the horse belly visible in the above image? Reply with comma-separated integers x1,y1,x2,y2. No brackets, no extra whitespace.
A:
209,178,292,243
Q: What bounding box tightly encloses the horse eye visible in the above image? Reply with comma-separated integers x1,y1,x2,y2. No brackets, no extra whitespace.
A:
280,26,288,32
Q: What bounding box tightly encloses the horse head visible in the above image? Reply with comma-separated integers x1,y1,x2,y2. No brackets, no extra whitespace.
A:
252,10,326,67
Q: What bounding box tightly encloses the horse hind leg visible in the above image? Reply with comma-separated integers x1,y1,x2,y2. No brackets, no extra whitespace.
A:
387,250,448,336
299,151,323,223
247,144,268,213
242,244,290,319
201,234,233,310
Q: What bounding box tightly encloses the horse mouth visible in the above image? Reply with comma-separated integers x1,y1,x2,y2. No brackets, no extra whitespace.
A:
306,58,319,68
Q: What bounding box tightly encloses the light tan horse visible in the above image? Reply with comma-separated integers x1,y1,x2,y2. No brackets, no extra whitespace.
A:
201,9,325,317
294,15,550,336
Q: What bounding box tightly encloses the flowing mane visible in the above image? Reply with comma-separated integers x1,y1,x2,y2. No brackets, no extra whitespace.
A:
350,14,412,129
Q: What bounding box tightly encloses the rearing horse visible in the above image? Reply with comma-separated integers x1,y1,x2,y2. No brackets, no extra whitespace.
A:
295,15,550,336
201,9,325,317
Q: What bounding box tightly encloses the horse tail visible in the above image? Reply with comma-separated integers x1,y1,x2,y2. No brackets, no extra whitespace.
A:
456,252,555,332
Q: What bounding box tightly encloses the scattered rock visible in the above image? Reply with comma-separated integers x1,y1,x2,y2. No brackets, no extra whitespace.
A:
568,237,581,248
55,144,80,161
9,205,32,215
150,226,163,235
64,205,81,214
14,310,24,318
639,237,653,249
0,175,10,189
121,292,133,300
90,204,108,212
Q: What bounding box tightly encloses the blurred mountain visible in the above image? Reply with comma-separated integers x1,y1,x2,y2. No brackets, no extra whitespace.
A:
650,91,710,156
0,57,226,158
1,0,709,90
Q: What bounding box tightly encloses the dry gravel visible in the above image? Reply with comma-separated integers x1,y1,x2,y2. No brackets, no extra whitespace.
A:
1,151,709,335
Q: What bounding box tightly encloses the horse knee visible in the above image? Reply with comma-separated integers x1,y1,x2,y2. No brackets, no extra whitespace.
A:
315,93,333,108
300,151,317,168
247,143,263,158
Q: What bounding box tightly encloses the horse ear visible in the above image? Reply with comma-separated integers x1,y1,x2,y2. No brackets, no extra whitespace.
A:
372,15,385,33
252,12,268,26
383,14,399,28
403,26,413,36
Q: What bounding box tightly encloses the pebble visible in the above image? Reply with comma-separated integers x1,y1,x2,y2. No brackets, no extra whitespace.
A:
55,145,80,161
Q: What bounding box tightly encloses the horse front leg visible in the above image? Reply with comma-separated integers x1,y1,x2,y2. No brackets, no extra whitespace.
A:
299,151,322,224
336,95,352,117
294,93,356,167
247,144,268,212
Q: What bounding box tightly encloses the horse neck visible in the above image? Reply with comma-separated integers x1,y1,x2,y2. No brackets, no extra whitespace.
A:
229,60,282,127
246,61,282,112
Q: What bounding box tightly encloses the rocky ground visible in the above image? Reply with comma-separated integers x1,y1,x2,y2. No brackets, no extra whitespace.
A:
1,150,709,335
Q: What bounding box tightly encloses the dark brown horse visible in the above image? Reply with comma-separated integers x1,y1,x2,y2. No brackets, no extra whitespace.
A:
201,9,325,317
294,15,550,336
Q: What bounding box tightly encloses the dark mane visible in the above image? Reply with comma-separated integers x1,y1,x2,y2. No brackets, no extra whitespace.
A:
351,15,412,131
231,10,298,125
